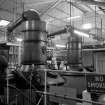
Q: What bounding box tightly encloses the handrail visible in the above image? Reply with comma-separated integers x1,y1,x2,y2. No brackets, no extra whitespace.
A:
33,90,105,105
37,69,105,75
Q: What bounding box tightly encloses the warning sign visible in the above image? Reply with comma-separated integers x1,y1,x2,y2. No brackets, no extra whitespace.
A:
86,74,105,93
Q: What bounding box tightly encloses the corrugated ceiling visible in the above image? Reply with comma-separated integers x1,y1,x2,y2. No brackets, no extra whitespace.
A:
0,0,105,45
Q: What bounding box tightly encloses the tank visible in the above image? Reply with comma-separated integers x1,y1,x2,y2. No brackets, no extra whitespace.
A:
21,10,47,65
67,34,82,70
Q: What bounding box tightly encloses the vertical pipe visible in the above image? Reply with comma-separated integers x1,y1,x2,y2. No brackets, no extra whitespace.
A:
44,69,47,105
69,0,72,26
101,18,102,39
18,43,21,66
29,65,33,105
95,5,97,39
6,68,9,105
16,95,18,105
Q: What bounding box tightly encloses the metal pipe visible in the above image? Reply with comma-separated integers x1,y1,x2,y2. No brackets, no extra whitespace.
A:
7,17,24,33
6,68,9,105
44,69,47,105
48,25,74,37
48,28,67,37
37,69,105,75
34,90,105,105
8,78,105,105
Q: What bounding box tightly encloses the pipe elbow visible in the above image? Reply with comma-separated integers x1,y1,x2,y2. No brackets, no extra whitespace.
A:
23,9,40,21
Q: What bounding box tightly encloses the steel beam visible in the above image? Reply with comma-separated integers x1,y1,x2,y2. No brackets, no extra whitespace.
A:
40,0,62,17
25,0,56,5
55,7,70,16
66,1,88,13
77,0,105,7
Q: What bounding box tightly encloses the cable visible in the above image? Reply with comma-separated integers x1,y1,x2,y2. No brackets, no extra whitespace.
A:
36,94,44,105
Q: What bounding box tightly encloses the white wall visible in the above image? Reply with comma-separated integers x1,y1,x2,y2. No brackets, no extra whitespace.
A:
94,52,105,73
82,51,93,67
82,50,105,73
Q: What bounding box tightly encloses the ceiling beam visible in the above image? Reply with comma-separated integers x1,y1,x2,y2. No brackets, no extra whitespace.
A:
55,7,70,16
46,14,67,23
83,11,103,18
40,0,62,17
66,1,88,13
77,0,105,7
82,4,95,12
98,7,105,14
25,0,56,5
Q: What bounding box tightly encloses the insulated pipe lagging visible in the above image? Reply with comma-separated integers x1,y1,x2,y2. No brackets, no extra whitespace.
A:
7,10,40,33
48,28,67,37
21,10,47,65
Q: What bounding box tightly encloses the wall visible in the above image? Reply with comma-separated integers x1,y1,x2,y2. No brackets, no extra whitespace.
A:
82,50,105,73
94,52,105,73
82,51,93,67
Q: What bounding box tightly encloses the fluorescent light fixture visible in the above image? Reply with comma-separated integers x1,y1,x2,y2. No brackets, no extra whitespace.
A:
82,23,92,30
74,30,89,38
94,0,105,2
67,16,81,20
16,38,23,42
0,20,10,27
56,44,66,48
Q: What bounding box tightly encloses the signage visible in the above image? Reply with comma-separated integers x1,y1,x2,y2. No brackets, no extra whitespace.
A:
86,74,105,93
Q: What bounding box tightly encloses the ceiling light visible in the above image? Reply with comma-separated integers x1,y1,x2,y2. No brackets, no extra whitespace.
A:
56,44,66,48
82,23,92,30
0,20,10,27
67,16,81,20
94,0,105,2
16,38,23,42
74,30,89,37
